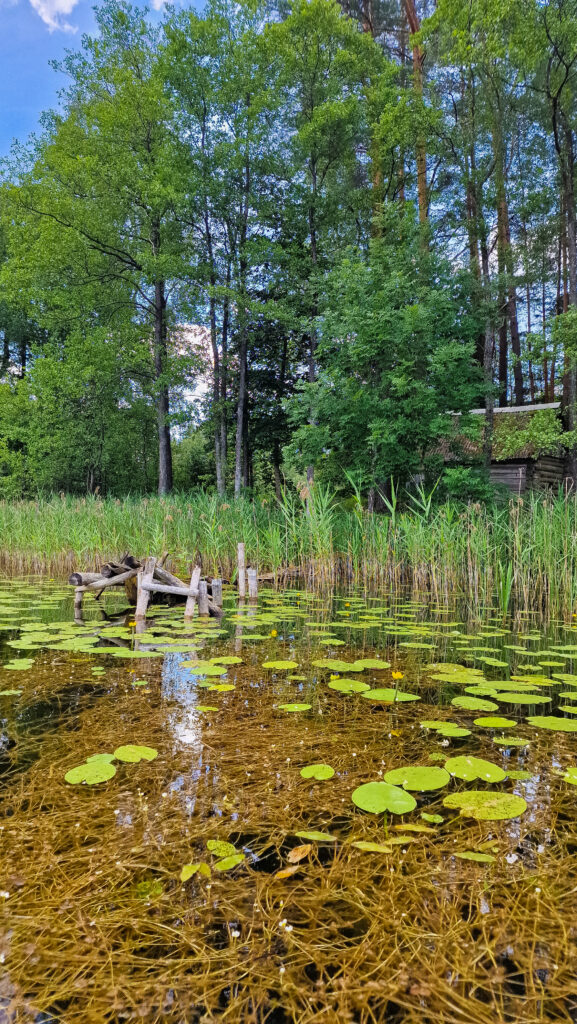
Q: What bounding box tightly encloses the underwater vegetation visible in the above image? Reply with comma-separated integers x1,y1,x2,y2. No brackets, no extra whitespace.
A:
0,577,577,1022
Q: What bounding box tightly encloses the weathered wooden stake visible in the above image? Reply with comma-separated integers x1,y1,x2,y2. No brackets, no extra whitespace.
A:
74,587,84,622
211,578,223,608
247,567,258,602
198,580,209,616
237,542,246,599
184,565,202,620
135,556,156,621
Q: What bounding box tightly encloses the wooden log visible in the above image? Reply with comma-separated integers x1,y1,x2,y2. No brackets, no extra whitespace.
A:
185,565,202,620
154,565,189,589
142,582,199,598
247,568,258,601
80,568,139,593
237,542,246,599
198,580,209,616
211,578,223,608
69,572,102,587
135,557,156,621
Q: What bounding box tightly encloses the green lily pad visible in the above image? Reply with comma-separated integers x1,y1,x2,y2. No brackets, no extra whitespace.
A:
443,790,527,821
113,744,158,763
65,760,117,785
351,781,417,815
207,683,236,692
527,716,577,732
361,688,420,703
262,660,298,670
350,659,391,670
473,716,516,728
492,735,529,747
421,812,444,824
300,763,335,780
351,840,393,853
180,862,211,881
328,678,370,693
0,689,21,696
86,752,115,763
562,766,577,785
507,769,533,781
384,765,450,792
494,693,551,705
277,703,312,712
451,696,499,712
444,756,506,783
454,851,496,863
207,840,236,858
210,656,243,665
194,705,219,712
214,853,245,871
294,830,337,842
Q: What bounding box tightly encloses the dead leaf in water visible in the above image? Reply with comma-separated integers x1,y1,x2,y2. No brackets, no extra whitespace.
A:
287,844,312,863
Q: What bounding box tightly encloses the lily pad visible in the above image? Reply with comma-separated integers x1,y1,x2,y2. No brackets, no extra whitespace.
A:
294,830,337,842
444,756,506,783
262,660,298,670
361,688,420,703
0,689,21,696
113,744,158,763
210,656,243,665
300,763,335,780
384,765,450,792
421,812,444,824
494,692,551,705
562,766,577,785
214,853,245,871
492,735,529,747
207,840,236,858
65,760,117,785
277,703,312,712
473,716,517,728
507,769,533,781
527,716,577,732
443,790,527,821
351,840,393,853
194,705,219,712
454,851,496,863
180,862,211,881
328,678,371,693
351,781,417,815
451,696,499,712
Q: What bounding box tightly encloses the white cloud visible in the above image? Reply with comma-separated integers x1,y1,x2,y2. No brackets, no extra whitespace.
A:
150,0,166,9
29,0,79,32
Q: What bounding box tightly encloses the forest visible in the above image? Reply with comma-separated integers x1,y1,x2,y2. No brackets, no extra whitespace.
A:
1,0,577,504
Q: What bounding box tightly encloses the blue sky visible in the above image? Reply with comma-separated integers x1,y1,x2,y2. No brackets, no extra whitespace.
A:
0,0,167,157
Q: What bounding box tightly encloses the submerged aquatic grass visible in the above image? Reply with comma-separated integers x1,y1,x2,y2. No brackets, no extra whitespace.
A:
1,579,577,1021
2,488,577,615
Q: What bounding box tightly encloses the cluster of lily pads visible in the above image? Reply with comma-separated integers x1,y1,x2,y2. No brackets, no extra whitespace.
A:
64,744,158,784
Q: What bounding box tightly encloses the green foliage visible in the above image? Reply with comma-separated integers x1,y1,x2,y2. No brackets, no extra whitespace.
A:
285,206,482,489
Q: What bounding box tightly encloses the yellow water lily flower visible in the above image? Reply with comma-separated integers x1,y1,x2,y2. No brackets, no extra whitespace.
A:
391,671,404,680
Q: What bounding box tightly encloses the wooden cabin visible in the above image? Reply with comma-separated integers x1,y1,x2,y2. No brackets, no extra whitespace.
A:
442,403,568,495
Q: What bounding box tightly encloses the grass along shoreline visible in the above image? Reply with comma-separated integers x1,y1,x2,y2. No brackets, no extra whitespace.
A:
1,490,577,616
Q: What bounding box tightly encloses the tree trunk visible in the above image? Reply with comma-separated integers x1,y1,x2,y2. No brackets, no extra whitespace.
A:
403,0,427,225
154,278,173,496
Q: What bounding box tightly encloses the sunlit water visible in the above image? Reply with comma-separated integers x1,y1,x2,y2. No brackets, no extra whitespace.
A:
1,578,577,1023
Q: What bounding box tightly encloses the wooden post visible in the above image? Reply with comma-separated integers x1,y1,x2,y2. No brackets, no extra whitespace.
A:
198,580,209,616
211,578,223,608
184,565,202,620
135,557,156,621
247,568,258,602
237,543,246,599
74,587,84,623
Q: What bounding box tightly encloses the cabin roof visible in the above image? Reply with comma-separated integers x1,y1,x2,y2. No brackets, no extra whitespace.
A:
440,403,564,462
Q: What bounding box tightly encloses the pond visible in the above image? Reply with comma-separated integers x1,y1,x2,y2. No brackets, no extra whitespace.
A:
0,577,576,1024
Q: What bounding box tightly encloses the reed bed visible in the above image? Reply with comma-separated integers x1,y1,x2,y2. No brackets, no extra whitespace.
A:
1,490,577,615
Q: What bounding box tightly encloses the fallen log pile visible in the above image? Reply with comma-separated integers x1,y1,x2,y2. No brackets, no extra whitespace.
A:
68,553,223,624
